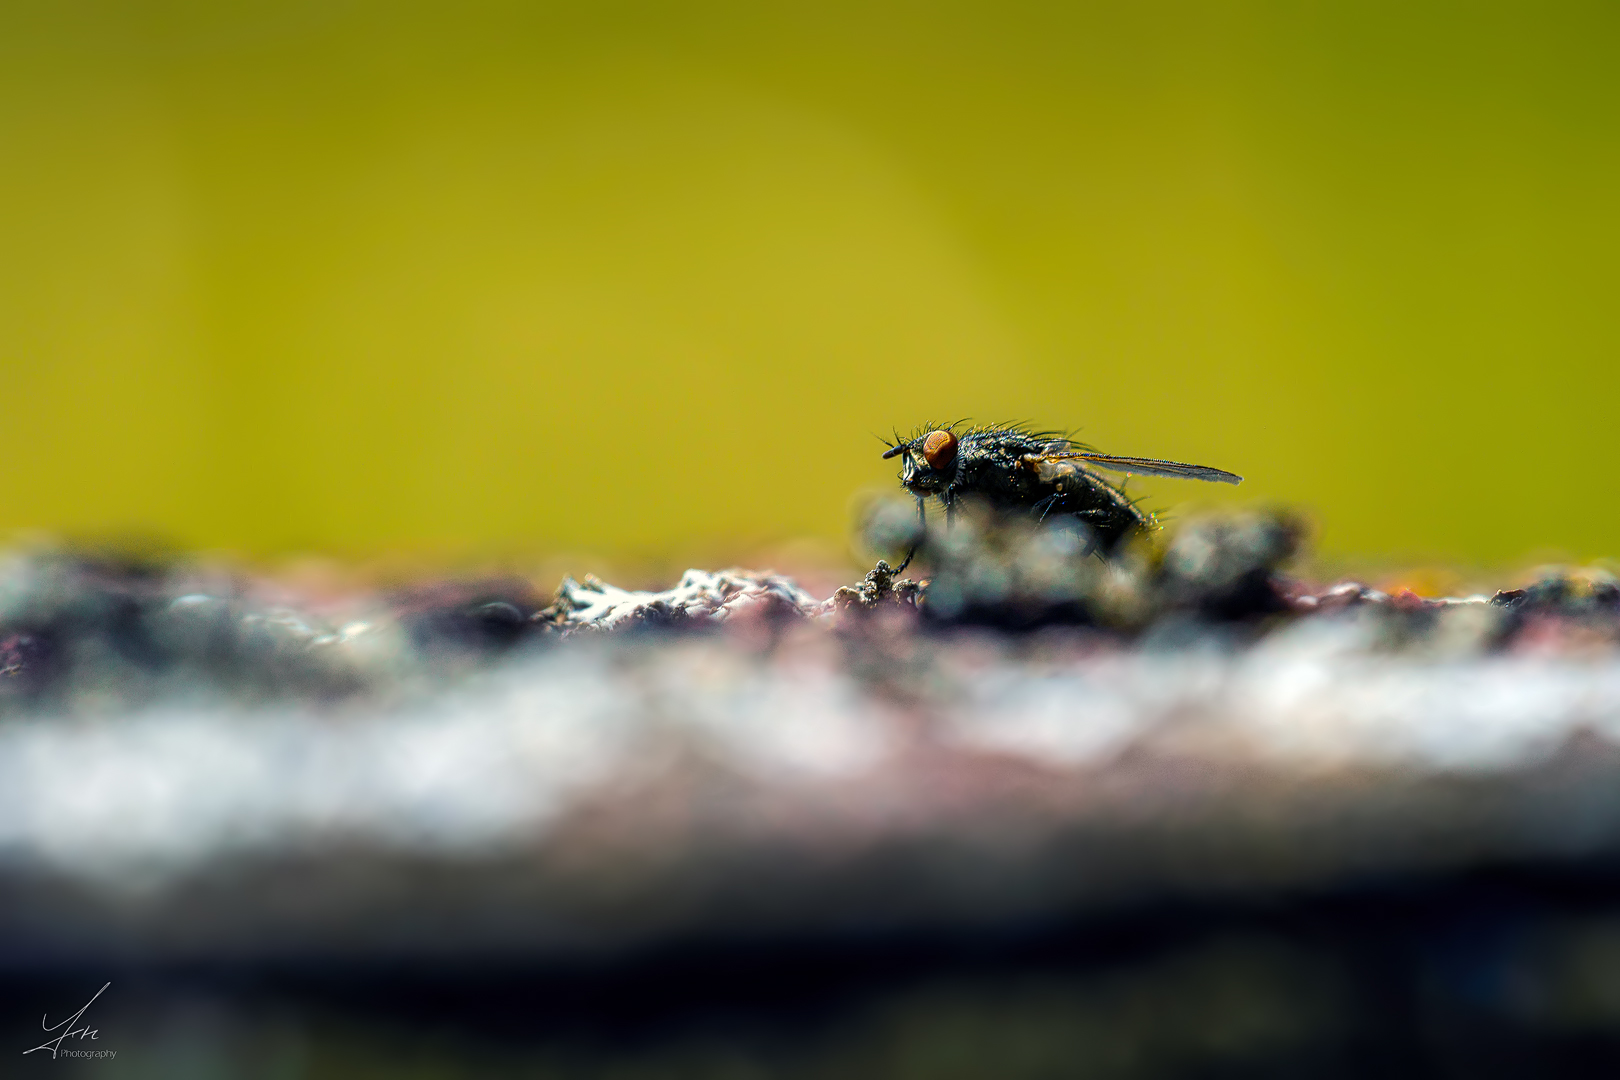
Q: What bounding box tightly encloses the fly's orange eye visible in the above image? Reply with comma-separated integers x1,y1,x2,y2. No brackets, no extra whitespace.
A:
921,429,958,470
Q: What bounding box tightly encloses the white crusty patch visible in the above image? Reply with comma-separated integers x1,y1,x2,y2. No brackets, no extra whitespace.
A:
554,569,828,631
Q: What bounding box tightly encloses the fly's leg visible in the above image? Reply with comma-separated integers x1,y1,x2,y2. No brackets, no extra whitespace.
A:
893,497,926,574
895,496,958,573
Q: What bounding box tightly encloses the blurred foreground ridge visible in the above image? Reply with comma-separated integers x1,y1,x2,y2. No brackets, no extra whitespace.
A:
5,513,1620,1074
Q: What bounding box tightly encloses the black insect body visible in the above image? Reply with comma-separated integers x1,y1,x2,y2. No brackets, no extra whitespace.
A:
881,423,1242,564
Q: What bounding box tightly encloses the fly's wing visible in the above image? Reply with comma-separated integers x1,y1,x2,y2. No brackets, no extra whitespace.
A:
1053,452,1242,485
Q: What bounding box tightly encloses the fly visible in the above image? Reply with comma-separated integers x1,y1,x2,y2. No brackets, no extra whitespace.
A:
881,422,1241,569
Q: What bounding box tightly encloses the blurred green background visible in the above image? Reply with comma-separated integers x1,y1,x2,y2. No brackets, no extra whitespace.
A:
2,1,1616,571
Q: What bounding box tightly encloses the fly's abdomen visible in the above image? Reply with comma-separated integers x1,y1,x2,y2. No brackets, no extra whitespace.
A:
1021,455,1152,543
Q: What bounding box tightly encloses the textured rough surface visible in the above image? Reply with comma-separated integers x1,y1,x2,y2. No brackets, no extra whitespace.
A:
5,521,1620,1072
1,518,1619,957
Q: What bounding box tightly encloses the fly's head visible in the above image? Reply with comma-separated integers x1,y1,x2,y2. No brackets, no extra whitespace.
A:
881,427,960,498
